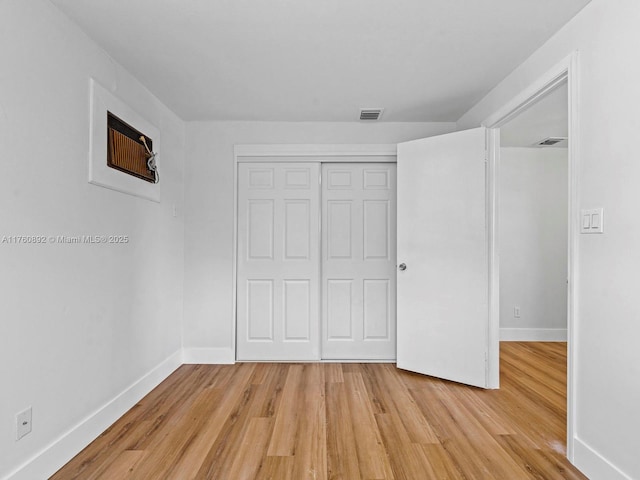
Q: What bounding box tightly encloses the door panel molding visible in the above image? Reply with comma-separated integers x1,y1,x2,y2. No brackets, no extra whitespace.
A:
322,163,397,360
237,163,321,361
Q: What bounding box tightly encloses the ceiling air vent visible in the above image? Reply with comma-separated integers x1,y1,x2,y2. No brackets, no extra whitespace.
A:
534,136,568,147
359,108,384,121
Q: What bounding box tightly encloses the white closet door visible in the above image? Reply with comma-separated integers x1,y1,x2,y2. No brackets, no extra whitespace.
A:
322,163,397,360
237,163,320,361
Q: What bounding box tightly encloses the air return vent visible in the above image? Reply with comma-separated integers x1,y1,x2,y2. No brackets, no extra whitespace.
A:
107,112,157,183
534,136,568,147
359,108,384,121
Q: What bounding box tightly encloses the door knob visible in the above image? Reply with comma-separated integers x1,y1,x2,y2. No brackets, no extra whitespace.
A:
398,263,407,271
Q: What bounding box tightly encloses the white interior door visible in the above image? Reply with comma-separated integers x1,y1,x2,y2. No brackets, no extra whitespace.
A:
321,163,397,360
397,127,489,388
237,163,320,360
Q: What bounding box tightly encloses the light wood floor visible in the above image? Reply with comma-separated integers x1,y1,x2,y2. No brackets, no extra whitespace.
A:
52,342,586,479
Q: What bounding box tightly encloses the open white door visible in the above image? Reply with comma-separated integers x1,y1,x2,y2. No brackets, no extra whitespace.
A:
397,127,489,388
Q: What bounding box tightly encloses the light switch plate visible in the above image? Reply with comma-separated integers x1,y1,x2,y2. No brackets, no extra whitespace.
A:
16,407,32,440
581,208,604,234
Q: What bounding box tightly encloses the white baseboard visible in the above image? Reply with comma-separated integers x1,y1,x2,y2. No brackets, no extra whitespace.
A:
182,347,235,364
573,437,632,480
4,350,182,480
500,327,567,341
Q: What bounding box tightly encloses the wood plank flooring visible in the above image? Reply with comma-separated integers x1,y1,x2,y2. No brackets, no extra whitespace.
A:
52,342,586,479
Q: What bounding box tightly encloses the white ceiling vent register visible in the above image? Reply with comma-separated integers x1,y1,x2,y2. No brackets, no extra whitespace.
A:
533,136,568,147
359,108,384,121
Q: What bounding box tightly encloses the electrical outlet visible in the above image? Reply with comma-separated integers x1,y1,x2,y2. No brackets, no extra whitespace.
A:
514,307,521,318
16,407,32,440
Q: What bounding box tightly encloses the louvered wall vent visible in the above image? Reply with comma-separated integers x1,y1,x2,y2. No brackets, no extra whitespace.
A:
359,108,384,121
107,112,157,183
534,136,568,147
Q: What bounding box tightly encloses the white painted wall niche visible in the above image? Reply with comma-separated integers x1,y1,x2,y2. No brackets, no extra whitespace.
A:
89,78,161,202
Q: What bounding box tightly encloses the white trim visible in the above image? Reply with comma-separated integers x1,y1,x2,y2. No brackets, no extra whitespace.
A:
482,51,579,462
320,358,395,363
233,144,398,362
481,55,571,129
243,359,397,364
236,155,397,163
486,128,500,389
3,350,182,480
500,328,568,342
234,143,397,158
232,149,239,365
573,438,633,480
182,347,235,364
565,51,580,464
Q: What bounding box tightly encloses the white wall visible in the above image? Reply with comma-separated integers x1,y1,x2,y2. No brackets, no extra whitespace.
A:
459,1,640,478
183,121,457,361
499,148,568,341
0,1,185,478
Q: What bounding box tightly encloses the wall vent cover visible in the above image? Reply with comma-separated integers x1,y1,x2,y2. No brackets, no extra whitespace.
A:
359,108,384,121
107,111,157,183
534,136,568,147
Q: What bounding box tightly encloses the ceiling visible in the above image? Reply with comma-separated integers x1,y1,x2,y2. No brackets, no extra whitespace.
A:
501,83,568,148
49,0,590,122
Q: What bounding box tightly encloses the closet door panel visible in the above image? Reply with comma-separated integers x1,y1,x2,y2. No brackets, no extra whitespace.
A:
322,163,397,360
237,163,320,361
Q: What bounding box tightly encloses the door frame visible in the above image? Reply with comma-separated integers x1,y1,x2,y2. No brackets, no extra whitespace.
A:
233,144,397,362
482,51,579,460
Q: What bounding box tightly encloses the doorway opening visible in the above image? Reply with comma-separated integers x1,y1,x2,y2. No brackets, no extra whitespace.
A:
498,80,570,454
484,53,578,461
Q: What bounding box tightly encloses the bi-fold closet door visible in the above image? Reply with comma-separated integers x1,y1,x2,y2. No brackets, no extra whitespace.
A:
237,162,396,361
